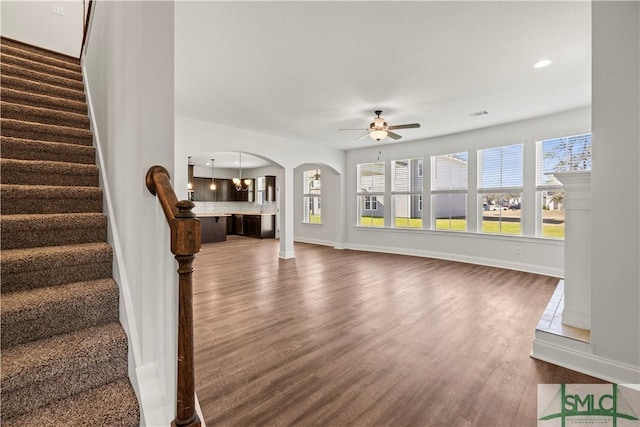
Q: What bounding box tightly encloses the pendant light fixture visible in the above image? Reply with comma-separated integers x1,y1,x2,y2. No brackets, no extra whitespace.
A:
209,159,216,190
232,152,251,191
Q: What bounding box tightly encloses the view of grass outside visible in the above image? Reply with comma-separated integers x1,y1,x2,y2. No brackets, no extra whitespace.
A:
542,208,565,238
482,220,521,234
435,219,467,230
360,216,384,227
358,216,563,238
395,217,422,228
307,214,321,224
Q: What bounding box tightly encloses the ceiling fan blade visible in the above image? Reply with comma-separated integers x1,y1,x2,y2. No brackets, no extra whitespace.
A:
387,123,421,130
339,128,369,131
387,131,402,140
356,132,370,141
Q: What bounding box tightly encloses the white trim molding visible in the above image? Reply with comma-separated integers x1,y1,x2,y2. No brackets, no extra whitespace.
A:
532,331,640,385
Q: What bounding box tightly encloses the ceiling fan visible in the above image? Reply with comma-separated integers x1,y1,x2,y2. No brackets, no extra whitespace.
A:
340,110,421,142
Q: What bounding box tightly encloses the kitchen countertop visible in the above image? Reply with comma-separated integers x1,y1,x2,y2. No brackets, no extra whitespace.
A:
196,212,275,217
196,213,231,217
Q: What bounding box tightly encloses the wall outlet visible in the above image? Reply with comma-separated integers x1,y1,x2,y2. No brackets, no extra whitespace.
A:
53,5,64,16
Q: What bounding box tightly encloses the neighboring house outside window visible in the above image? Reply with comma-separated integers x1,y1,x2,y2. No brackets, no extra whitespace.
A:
431,152,468,231
392,158,423,228
303,169,321,224
478,144,523,235
357,162,385,227
536,133,592,238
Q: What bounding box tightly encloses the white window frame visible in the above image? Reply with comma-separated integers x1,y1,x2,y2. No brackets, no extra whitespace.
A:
431,152,468,231
357,162,385,227
535,133,592,238
477,144,524,235
303,169,322,224
391,158,424,228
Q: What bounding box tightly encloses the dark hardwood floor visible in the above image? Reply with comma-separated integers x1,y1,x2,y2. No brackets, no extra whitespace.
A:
193,236,602,426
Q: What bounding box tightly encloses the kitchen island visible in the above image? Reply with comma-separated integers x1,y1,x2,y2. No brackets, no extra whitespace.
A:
197,213,230,243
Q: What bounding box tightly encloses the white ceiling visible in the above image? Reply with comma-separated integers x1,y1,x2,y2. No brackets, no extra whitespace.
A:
175,1,591,160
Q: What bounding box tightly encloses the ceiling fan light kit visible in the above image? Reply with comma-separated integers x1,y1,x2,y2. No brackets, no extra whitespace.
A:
341,110,421,143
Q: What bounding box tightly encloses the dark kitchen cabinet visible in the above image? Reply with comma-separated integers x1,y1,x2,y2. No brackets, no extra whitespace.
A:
227,214,275,239
199,216,227,243
193,178,255,202
193,177,217,201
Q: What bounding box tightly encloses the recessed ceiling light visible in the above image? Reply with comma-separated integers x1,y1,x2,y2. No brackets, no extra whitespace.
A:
534,59,552,69
205,162,211,166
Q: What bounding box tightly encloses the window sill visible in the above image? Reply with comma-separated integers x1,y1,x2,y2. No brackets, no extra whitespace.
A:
352,225,564,245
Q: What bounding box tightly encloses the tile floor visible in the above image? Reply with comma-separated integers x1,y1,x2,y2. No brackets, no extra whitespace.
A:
536,280,591,343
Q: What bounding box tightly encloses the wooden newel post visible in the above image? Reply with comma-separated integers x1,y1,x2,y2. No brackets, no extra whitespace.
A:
146,167,201,427
172,201,201,427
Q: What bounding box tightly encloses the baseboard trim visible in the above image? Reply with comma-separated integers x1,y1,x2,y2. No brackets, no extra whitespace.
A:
294,236,335,248
532,334,640,385
279,250,295,259
561,309,591,330
344,243,563,277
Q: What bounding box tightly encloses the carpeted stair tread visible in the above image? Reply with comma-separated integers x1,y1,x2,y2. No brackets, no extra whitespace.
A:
1,87,88,115
1,213,107,249
0,37,140,423
2,378,139,427
1,37,80,69
0,136,95,164
1,118,92,145
1,63,84,92
1,52,83,81
1,158,99,187
1,75,86,102
1,242,112,294
0,184,103,215
1,101,90,129
1,278,119,348
1,322,129,421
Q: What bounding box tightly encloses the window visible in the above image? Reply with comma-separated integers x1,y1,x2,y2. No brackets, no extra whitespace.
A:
392,158,423,228
536,133,592,238
364,195,378,210
431,152,468,231
478,144,523,235
303,169,321,224
357,162,385,227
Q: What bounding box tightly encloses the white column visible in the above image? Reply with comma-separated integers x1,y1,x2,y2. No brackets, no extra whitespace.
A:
279,166,295,259
555,171,591,330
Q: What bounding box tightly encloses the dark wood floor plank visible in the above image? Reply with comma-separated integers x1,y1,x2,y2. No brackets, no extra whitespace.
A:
193,236,603,426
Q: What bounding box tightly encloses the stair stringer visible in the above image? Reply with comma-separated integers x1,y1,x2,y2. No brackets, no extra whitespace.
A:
82,66,178,427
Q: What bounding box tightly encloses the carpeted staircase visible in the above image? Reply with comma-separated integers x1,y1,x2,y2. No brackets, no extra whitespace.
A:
0,37,140,425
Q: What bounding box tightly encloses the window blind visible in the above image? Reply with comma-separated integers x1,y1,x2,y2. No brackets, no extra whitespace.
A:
431,152,468,193
536,133,592,188
392,158,423,193
357,162,385,193
478,144,523,192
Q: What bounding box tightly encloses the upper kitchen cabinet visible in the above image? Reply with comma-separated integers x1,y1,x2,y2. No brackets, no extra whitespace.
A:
193,177,215,201
192,178,254,202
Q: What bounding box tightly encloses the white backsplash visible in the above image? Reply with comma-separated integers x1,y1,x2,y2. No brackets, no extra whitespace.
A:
192,201,276,215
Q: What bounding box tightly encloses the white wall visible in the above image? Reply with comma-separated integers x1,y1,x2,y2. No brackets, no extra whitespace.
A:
345,107,591,277
83,2,177,425
175,114,346,258
590,1,639,378
1,0,84,57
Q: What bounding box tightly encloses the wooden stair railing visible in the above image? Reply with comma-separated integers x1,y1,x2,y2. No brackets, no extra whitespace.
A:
146,166,202,427
81,0,94,57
